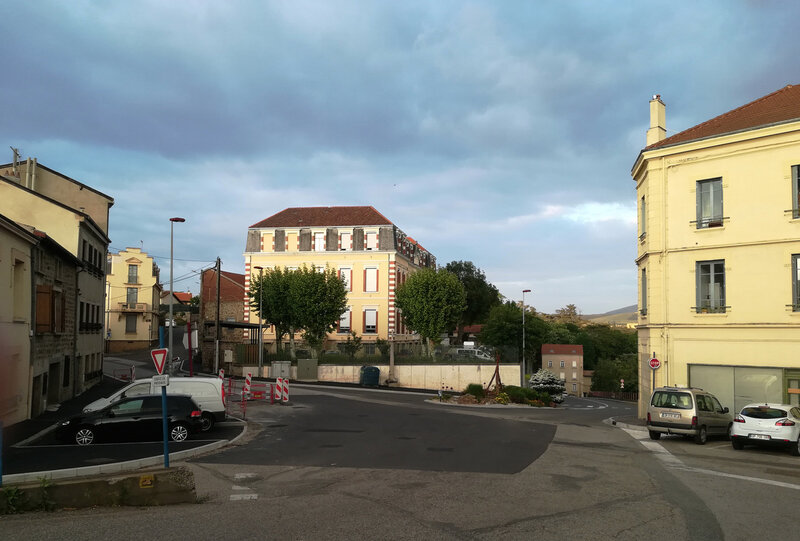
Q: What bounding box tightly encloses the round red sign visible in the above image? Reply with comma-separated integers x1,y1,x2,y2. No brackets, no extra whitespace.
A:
649,358,660,369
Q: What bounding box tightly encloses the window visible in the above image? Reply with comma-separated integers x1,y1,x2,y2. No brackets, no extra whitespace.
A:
126,287,138,306
572,383,577,392
792,165,800,219
314,232,325,251
315,266,325,273
364,309,377,333
572,371,577,380
792,254,800,311
696,178,723,228
53,290,64,332
365,232,378,250
641,268,647,316
339,267,352,291
35,286,59,333
125,314,137,333
572,360,577,368
560,360,565,368
560,372,565,380
364,267,378,292
338,309,351,333
13,257,25,320
547,360,552,368
127,264,139,284
640,195,646,238
364,343,376,355
63,356,70,387
696,259,725,313
340,232,351,251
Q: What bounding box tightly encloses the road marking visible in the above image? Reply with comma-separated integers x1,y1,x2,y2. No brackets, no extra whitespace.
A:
234,473,256,480
620,428,800,490
230,494,259,501
230,472,259,501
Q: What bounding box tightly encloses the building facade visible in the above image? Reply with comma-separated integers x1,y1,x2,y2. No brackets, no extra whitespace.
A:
105,248,162,352
541,344,584,396
199,268,246,369
0,158,113,401
0,214,36,426
633,85,800,417
244,206,436,354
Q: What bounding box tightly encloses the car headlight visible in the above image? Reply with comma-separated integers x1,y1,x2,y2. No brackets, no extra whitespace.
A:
60,420,71,426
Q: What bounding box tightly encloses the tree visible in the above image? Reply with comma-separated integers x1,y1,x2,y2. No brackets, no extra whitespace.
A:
395,268,466,356
249,265,347,357
529,369,566,396
341,331,362,360
592,353,638,392
444,261,501,343
554,304,583,325
479,301,548,366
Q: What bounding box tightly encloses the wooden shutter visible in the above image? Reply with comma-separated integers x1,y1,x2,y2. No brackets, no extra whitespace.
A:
36,284,52,333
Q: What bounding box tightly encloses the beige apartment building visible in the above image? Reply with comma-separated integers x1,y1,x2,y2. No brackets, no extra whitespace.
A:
541,344,584,396
105,248,162,352
633,85,800,416
244,206,436,356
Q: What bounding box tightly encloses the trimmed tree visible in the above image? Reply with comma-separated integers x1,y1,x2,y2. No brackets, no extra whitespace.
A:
529,368,566,398
395,268,466,356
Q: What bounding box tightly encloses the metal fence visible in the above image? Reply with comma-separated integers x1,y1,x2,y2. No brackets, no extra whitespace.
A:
587,390,639,402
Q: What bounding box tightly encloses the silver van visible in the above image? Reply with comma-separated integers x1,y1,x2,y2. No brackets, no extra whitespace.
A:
83,376,226,432
646,386,732,444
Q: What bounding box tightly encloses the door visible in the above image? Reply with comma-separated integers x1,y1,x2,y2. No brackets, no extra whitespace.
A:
785,370,800,406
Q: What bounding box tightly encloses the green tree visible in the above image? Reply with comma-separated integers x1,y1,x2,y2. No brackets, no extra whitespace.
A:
395,268,466,356
478,302,549,366
554,304,583,325
444,261,501,343
592,353,638,392
529,368,566,396
341,331,362,360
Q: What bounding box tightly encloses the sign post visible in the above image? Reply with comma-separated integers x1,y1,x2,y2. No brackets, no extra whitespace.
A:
649,353,660,393
151,348,170,468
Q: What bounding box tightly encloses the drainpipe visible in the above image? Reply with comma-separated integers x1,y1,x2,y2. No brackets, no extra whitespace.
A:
25,157,31,189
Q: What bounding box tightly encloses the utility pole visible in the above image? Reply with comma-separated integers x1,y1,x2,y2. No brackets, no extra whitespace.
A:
215,257,221,374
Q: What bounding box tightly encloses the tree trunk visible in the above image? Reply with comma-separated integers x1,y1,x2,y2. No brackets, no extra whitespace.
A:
289,327,296,359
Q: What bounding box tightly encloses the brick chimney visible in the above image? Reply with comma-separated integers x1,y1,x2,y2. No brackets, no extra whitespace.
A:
646,94,666,146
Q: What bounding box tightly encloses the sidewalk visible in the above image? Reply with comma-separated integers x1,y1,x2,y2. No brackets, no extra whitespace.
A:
2,376,126,450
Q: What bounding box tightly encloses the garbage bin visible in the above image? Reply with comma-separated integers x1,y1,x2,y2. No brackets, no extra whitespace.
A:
359,366,380,387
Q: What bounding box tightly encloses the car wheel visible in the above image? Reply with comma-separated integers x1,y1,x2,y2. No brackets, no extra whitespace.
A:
694,426,708,445
731,439,744,450
200,413,215,432
648,430,661,440
75,426,95,446
169,423,190,442
791,439,800,457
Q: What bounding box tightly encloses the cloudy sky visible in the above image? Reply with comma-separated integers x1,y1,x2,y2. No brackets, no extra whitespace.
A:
2,1,798,313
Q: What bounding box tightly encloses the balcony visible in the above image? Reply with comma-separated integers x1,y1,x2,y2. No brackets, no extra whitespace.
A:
118,302,147,312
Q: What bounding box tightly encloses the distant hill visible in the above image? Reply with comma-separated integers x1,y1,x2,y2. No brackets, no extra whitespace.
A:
583,304,637,325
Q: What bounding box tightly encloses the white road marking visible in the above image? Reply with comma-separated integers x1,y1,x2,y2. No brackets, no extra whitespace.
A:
620,428,800,490
230,494,259,501
230,472,259,501
234,473,256,480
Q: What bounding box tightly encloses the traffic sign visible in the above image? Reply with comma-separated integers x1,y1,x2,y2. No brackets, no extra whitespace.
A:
151,348,168,375
153,374,169,387
649,357,661,370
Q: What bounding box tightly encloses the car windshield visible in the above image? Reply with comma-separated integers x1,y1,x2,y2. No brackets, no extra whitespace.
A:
741,406,787,419
651,391,693,410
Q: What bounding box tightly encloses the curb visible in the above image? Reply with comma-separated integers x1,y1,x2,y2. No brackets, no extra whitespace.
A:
3,420,247,485
605,417,647,431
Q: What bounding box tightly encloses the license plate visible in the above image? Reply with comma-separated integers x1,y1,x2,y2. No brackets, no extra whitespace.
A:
749,434,771,440
660,412,680,419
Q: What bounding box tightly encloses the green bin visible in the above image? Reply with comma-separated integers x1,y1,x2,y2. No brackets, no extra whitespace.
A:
359,366,380,387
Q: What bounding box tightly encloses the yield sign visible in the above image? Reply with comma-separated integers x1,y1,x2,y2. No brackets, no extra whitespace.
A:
151,348,168,375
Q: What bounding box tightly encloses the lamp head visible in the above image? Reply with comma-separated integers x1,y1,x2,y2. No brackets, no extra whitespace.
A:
170,217,186,223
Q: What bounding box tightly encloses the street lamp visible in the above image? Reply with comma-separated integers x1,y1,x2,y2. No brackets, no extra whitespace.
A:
522,289,531,386
253,265,264,377
168,217,185,373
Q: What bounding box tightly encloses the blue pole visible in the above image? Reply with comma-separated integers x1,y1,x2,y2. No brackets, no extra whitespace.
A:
162,386,169,468
159,325,165,348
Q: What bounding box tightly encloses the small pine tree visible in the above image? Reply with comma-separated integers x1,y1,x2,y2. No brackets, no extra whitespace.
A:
529,369,566,396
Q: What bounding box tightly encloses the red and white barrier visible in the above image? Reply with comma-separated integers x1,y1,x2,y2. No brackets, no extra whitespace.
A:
281,378,289,403
243,372,252,399
218,369,225,379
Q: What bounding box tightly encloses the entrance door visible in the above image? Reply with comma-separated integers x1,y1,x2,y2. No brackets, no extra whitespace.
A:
784,370,800,406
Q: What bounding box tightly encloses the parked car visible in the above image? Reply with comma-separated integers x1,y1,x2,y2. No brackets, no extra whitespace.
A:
646,386,732,444
83,376,226,432
447,348,493,361
56,394,203,445
730,403,800,456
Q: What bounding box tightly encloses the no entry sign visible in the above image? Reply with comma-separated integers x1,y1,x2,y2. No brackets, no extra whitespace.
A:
649,357,661,370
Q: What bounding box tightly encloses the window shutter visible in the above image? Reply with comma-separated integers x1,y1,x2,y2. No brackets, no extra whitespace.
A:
36,284,52,333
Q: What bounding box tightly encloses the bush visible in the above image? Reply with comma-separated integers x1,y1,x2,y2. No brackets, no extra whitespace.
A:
494,392,510,405
465,383,485,400
504,385,534,404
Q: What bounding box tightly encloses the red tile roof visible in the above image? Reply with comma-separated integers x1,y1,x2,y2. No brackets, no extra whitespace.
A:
647,84,800,150
201,269,246,303
250,206,394,228
541,344,583,355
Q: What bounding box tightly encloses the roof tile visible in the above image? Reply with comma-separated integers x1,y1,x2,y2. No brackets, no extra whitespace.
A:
251,206,394,228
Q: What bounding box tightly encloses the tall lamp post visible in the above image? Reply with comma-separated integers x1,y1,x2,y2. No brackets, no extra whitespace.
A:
253,266,264,377
522,289,531,386
168,217,185,372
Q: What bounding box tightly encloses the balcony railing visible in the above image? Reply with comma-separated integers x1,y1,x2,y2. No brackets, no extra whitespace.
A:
118,302,147,312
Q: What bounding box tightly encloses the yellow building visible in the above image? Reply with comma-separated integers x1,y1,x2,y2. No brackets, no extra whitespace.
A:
105,248,162,352
633,85,800,417
244,206,436,354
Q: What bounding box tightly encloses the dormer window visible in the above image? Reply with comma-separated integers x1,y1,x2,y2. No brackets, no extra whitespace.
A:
366,232,378,250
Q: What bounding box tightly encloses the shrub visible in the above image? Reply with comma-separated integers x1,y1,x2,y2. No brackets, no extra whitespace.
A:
465,383,485,400
504,385,534,404
494,392,510,405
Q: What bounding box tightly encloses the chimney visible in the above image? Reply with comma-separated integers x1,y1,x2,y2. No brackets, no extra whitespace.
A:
646,94,666,146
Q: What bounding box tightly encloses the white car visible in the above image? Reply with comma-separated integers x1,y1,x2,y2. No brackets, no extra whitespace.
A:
730,403,800,456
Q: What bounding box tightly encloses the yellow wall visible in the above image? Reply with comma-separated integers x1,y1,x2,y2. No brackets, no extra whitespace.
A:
105,248,161,349
634,119,800,416
0,225,34,426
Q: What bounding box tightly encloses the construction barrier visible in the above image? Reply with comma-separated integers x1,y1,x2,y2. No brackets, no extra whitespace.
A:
243,372,252,399
218,369,224,379
281,378,289,402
